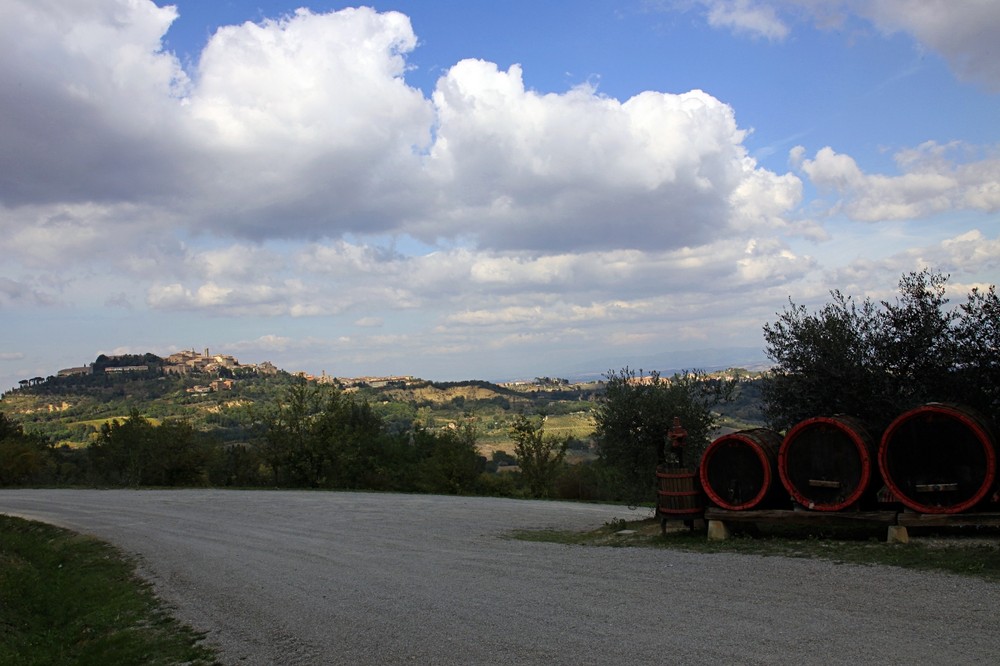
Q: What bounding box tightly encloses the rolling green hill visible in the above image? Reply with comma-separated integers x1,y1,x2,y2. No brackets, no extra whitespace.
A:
2,363,766,455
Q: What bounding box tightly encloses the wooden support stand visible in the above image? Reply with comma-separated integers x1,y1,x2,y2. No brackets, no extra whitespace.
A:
886,525,909,544
896,511,1000,528
707,519,730,541
696,508,1000,543
889,511,1000,541
659,514,706,535
704,508,901,542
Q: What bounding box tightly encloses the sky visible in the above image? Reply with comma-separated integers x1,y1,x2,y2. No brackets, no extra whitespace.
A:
1,0,998,390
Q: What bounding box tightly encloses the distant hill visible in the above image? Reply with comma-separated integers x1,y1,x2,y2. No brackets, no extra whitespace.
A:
2,352,769,451
0,372,601,448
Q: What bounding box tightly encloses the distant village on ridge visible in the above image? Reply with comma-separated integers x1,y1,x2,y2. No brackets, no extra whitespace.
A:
9,346,764,397
32,348,418,395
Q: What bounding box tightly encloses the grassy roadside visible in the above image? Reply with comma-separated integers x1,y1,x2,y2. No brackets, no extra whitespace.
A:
0,515,217,665
512,517,1000,582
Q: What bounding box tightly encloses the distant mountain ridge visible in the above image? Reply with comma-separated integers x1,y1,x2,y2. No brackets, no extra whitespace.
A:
557,346,771,383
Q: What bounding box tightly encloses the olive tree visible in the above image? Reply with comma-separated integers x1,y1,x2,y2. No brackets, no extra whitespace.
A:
509,414,568,498
762,270,999,431
954,284,1000,415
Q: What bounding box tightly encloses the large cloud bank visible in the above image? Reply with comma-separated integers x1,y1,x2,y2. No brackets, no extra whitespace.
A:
1,1,997,380
1,1,797,253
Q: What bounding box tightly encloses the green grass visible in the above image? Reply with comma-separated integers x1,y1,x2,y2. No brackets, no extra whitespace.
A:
0,515,217,665
68,416,163,429
512,517,1000,582
541,412,595,439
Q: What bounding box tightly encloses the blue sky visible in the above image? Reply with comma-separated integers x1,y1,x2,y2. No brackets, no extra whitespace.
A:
1,0,998,390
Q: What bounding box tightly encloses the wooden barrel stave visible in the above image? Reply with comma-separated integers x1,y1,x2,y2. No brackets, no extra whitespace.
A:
656,467,703,515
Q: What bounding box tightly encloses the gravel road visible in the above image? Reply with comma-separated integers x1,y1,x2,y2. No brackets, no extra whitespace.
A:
2,489,998,665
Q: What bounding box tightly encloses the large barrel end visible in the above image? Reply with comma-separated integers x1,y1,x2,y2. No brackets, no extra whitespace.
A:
878,403,997,514
779,415,878,511
700,428,783,511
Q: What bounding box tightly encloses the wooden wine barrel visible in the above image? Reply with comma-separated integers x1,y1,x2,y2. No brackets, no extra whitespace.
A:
779,415,878,511
878,403,997,514
656,467,703,516
699,428,783,511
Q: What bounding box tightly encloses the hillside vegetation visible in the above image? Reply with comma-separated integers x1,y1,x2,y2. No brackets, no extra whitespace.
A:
2,368,763,451
1,362,765,499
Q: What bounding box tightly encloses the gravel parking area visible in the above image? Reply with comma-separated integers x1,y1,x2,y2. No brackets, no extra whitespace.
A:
3,489,999,665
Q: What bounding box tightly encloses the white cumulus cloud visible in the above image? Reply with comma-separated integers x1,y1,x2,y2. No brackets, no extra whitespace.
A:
425,59,792,251
1,2,799,257
796,143,1000,221
702,0,790,40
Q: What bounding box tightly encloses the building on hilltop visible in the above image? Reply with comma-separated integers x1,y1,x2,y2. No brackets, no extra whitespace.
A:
336,375,414,388
57,366,92,377
164,347,244,376
252,361,279,375
104,365,148,374
213,354,238,368
165,349,201,364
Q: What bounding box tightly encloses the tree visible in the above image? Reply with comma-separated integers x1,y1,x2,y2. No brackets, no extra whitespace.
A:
509,414,568,498
593,368,733,502
89,410,157,486
88,410,215,486
414,422,483,495
255,384,392,489
145,420,214,487
954,284,1000,414
762,289,889,429
762,270,1000,431
319,396,395,489
256,384,335,487
0,412,53,486
209,443,264,487
878,270,959,407
0,412,23,440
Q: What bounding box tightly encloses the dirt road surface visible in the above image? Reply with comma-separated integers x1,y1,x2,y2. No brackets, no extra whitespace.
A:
2,489,998,665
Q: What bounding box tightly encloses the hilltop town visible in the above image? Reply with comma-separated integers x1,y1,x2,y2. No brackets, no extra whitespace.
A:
35,348,424,395
52,348,277,380
33,348,670,395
